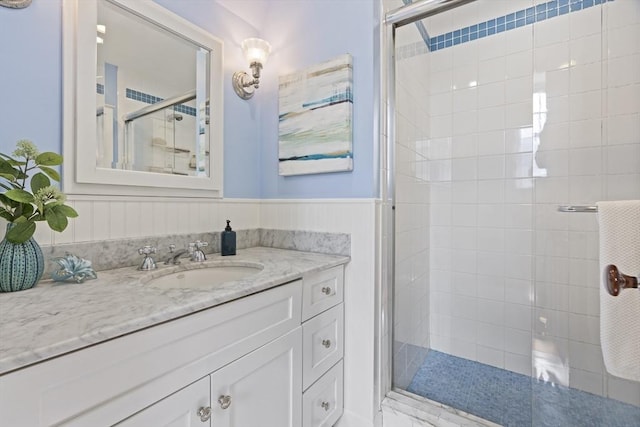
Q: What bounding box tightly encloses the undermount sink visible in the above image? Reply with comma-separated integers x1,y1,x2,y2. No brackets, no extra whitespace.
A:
144,264,263,289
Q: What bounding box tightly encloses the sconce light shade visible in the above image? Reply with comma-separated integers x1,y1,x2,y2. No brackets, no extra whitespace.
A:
233,38,272,100
241,38,271,66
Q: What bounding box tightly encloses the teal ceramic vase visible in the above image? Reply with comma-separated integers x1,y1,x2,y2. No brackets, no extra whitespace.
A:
0,223,45,292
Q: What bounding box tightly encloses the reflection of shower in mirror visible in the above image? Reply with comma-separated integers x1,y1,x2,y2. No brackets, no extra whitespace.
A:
167,113,183,122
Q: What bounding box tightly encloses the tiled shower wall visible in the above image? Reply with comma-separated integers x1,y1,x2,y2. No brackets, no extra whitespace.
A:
394,0,640,405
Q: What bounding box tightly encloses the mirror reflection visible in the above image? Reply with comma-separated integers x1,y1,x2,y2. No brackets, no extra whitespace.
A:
96,0,210,177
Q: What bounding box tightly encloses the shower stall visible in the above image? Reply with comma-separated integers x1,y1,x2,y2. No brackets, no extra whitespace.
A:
122,92,200,176
383,0,640,425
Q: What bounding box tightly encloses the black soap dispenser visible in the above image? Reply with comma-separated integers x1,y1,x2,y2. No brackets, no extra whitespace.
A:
221,220,236,256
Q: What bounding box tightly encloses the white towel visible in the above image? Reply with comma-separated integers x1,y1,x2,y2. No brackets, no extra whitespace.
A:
596,200,640,382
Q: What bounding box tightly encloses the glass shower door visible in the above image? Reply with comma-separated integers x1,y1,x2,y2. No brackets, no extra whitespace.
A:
390,0,640,425
124,106,197,176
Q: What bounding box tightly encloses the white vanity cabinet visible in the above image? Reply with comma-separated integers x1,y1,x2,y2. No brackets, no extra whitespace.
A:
117,328,302,427
0,264,345,427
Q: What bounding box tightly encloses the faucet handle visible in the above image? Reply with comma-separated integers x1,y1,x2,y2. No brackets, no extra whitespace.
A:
190,241,208,262
194,240,208,250
137,245,157,271
138,245,157,256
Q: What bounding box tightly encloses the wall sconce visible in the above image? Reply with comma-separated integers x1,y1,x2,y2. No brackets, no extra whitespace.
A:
232,38,272,100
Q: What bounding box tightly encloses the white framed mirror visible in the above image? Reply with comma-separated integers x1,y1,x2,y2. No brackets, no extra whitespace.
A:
63,0,223,197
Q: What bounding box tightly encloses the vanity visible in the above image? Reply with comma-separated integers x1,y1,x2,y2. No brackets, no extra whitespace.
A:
1,1,352,423
0,247,349,426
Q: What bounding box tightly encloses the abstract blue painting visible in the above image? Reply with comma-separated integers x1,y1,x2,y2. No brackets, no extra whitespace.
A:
278,54,353,176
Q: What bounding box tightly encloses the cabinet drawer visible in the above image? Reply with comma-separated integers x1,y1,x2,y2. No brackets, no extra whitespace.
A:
302,360,343,427
302,265,344,321
302,304,344,390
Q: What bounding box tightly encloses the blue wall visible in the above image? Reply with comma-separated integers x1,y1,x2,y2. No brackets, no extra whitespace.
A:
257,0,379,199
155,0,265,198
0,1,62,156
0,0,378,199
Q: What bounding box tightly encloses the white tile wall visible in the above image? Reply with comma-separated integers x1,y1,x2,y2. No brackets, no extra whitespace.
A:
393,0,640,408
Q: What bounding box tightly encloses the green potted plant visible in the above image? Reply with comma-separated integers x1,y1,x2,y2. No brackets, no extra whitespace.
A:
0,139,78,292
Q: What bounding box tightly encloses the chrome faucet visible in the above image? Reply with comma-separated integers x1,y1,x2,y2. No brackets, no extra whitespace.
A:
189,241,208,262
164,244,189,265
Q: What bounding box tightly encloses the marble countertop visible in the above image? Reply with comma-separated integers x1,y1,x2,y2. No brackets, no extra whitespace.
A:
0,247,349,375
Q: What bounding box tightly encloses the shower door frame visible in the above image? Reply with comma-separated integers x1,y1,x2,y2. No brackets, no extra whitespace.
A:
381,0,477,400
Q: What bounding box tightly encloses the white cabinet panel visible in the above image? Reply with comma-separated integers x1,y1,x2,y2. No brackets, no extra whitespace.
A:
210,327,302,427
116,377,211,427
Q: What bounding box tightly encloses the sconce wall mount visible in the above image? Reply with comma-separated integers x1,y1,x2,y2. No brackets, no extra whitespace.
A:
233,38,271,100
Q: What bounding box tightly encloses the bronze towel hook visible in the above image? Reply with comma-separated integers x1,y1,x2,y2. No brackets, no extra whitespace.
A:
604,264,639,297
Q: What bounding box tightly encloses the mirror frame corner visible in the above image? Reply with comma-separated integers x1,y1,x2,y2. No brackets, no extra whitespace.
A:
62,0,224,198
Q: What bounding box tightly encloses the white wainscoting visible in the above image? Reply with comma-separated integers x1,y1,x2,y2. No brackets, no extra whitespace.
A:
0,196,261,245
260,199,380,427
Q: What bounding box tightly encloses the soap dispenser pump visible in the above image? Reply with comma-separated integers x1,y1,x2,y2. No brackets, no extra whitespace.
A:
221,220,236,256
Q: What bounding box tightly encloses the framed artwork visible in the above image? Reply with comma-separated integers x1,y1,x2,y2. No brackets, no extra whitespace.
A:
278,54,353,176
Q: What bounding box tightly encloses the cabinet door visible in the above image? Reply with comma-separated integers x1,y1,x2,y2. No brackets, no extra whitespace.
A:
115,377,211,427
210,327,302,427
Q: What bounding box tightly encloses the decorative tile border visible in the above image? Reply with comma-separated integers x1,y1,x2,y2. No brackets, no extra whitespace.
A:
397,0,614,58
125,87,164,105
96,86,196,117
125,88,197,117
428,0,614,52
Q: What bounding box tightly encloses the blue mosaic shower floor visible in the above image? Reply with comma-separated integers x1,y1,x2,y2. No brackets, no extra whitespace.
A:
407,351,640,427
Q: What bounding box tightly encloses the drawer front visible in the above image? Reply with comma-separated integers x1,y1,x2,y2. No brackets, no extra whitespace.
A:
302,360,344,427
302,265,344,321
302,304,344,390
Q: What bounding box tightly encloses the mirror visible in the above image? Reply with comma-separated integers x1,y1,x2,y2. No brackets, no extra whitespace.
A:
63,0,223,197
